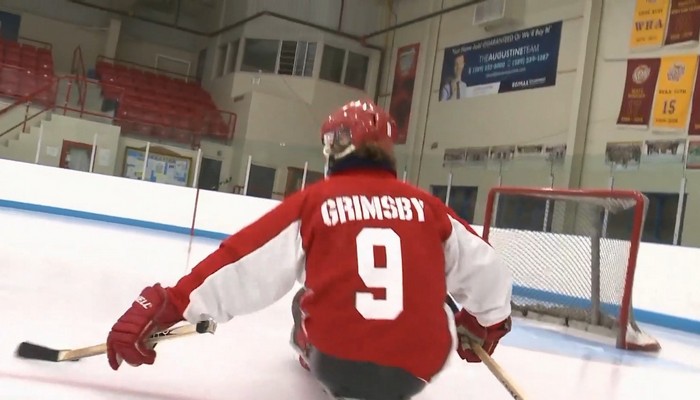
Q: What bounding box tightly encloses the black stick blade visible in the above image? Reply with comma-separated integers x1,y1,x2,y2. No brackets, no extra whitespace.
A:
15,342,62,362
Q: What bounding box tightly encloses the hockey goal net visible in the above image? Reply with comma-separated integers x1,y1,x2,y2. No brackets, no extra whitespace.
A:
482,186,660,351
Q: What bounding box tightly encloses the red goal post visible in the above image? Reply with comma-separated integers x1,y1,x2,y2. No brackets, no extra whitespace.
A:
482,186,660,352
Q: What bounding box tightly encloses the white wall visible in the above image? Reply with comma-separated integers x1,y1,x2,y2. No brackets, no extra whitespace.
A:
374,0,589,225
221,0,388,37
0,114,120,175
200,12,383,194
229,89,328,194
115,34,199,76
15,12,108,74
582,0,700,246
0,100,44,147
202,14,381,91
0,158,697,335
0,1,205,75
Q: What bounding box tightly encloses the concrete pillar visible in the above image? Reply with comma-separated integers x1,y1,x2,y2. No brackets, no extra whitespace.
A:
563,0,604,189
104,18,122,59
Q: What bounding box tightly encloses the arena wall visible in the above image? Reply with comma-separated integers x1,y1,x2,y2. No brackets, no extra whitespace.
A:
0,158,698,335
376,0,590,225
582,0,700,245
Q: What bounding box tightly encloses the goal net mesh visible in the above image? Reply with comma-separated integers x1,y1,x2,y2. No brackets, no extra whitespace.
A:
483,188,660,351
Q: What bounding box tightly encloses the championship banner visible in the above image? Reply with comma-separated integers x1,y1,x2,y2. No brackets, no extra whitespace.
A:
389,43,420,144
652,54,698,131
616,58,661,127
439,21,562,101
665,0,700,45
629,0,671,49
686,57,700,134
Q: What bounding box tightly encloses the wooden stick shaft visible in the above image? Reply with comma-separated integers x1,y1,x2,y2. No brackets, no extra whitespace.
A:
471,343,528,400
445,293,527,400
60,322,213,361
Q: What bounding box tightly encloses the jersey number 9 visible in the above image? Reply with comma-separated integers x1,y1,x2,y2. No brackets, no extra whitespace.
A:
355,227,404,320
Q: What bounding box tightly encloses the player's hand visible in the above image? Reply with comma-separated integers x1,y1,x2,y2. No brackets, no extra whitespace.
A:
454,308,511,363
106,283,183,370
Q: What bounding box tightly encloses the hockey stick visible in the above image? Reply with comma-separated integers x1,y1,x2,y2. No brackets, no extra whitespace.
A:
15,319,217,362
445,294,528,400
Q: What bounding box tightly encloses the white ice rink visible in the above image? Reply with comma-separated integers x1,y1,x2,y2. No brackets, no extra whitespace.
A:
2,206,700,399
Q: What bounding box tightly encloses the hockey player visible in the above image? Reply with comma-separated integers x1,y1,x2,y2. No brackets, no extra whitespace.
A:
105,99,513,399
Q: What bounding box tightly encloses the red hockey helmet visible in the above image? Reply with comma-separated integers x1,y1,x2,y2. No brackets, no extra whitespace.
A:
320,99,397,162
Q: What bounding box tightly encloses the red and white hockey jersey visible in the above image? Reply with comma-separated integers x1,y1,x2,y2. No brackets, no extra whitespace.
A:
167,168,512,381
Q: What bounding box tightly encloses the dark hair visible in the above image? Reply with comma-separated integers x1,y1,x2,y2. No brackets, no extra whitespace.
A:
354,141,396,171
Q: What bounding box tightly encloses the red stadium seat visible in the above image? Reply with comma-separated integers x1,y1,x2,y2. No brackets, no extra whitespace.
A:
0,66,21,97
91,59,234,141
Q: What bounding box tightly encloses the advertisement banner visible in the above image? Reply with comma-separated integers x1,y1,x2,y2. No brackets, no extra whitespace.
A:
629,0,671,49
652,54,698,130
616,58,661,127
389,43,420,144
439,21,562,101
665,0,700,45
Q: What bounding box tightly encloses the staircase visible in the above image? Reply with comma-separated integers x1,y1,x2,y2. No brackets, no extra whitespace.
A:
0,108,53,162
0,101,49,151
0,114,121,168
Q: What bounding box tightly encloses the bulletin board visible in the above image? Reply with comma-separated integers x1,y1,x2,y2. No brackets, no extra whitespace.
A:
122,146,193,187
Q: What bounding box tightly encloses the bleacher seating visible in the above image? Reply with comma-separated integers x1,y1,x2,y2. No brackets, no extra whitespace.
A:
0,38,56,107
95,60,232,144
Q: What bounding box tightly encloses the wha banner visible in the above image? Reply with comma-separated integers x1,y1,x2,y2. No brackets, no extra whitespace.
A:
617,58,661,127
665,0,700,45
629,0,671,49
652,54,698,131
439,21,562,101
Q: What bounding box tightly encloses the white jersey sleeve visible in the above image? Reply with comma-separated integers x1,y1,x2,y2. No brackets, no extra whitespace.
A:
443,215,512,327
167,193,307,324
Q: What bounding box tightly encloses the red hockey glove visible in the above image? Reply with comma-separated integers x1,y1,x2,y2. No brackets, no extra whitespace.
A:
106,283,183,370
454,308,511,363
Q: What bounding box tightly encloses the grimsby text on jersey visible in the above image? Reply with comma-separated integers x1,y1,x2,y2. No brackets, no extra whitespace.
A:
321,195,425,226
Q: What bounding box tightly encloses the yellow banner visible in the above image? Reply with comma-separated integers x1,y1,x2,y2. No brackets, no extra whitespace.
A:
652,54,698,130
630,0,671,49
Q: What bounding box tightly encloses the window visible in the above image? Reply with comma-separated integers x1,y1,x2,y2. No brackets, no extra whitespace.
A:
294,41,316,77
236,39,371,88
495,194,553,231
430,186,478,222
606,192,686,245
319,45,346,83
278,41,297,75
215,43,227,77
344,51,369,89
278,41,316,76
227,40,239,74
241,39,280,73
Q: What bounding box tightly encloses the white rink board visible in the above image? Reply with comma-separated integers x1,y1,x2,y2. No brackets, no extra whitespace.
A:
0,159,699,329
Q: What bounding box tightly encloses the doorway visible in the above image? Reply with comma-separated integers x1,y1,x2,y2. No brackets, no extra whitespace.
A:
198,157,222,191
59,140,93,172
284,166,324,197
195,48,208,82
247,164,276,199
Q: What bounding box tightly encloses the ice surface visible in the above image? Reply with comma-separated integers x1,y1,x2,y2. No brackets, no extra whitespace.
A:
2,207,700,399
